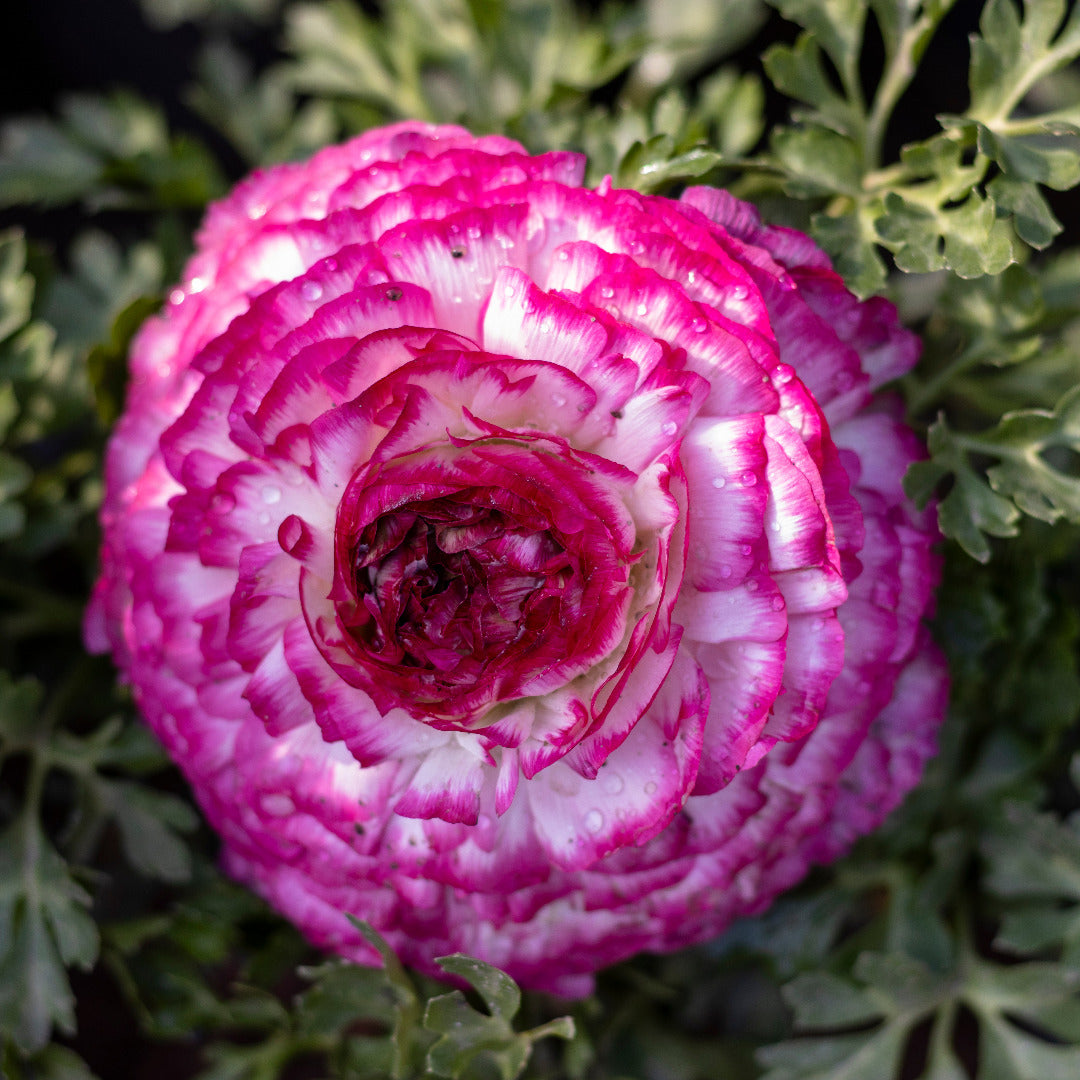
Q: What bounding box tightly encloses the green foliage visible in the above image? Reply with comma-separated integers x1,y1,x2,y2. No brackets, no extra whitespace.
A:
759,0,1080,296
0,1,1079,1078
0,93,226,211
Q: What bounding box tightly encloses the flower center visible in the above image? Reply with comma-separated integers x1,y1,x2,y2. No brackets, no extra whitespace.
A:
340,491,570,675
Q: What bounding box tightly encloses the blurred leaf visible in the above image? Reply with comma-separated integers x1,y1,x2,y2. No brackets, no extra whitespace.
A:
137,0,284,28
0,93,226,210
0,818,98,1053
96,779,198,883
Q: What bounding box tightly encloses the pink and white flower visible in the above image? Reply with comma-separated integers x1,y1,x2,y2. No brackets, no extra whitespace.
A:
87,122,947,996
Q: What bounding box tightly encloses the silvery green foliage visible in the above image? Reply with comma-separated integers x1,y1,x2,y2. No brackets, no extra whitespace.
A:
1,1,1079,1077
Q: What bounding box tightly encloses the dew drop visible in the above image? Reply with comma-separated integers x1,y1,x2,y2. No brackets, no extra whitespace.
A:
301,281,324,302
210,492,236,514
771,596,785,611
740,544,753,556
324,257,338,272
691,316,708,333
188,276,207,294
258,511,271,525
770,518,781,531
557,249,570,261
719,564,733,580
635,302,648,316
772,364,794,386
812,617,826,630
552,393,568,407
745,579,759,592
741,470,758,486
600,286,615,299
602,772,625,796
168,287,185,306
661,421,678,436
711,476,726,489
262,485,282,504
263,794,295,817
584,809,604,833
644,780,657,795
730,283,749,301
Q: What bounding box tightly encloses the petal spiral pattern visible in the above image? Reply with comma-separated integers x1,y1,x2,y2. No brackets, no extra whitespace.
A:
87,122,947,996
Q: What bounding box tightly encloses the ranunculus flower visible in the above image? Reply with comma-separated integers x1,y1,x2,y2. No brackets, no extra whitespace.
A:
87,122,947,996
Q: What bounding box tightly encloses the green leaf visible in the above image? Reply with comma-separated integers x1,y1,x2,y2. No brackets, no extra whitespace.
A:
905,414,1029,560
86,293,163,427
772,126,862,197
424,955,572,1080
42,231,163,352
0,93,225,210
616,135,724,193
0,672,45,750
969,0,1080,124
810,211,887,297
766,0,867,89
0,819,98,1052
2,1044,101,1080
97,779,198,883
0,119,102,208
763,34,861,135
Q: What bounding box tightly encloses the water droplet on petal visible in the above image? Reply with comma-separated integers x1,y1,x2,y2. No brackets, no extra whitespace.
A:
711,476,726,489
262,485,282,504
301,281,323,302
263,794,295,817
661,421,678,436
636,302,648,316
746,579,759,592
771,596,785,611
602,772,625,795
691,317,707,333
168,287,185,306
600,286,615,299
741,470,758,486
552,393,568,407
719,564,733,580
644,780,657,795
584,809,604,833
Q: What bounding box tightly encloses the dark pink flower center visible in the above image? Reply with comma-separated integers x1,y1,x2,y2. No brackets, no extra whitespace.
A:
317,438,639,727
340,491,571,675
